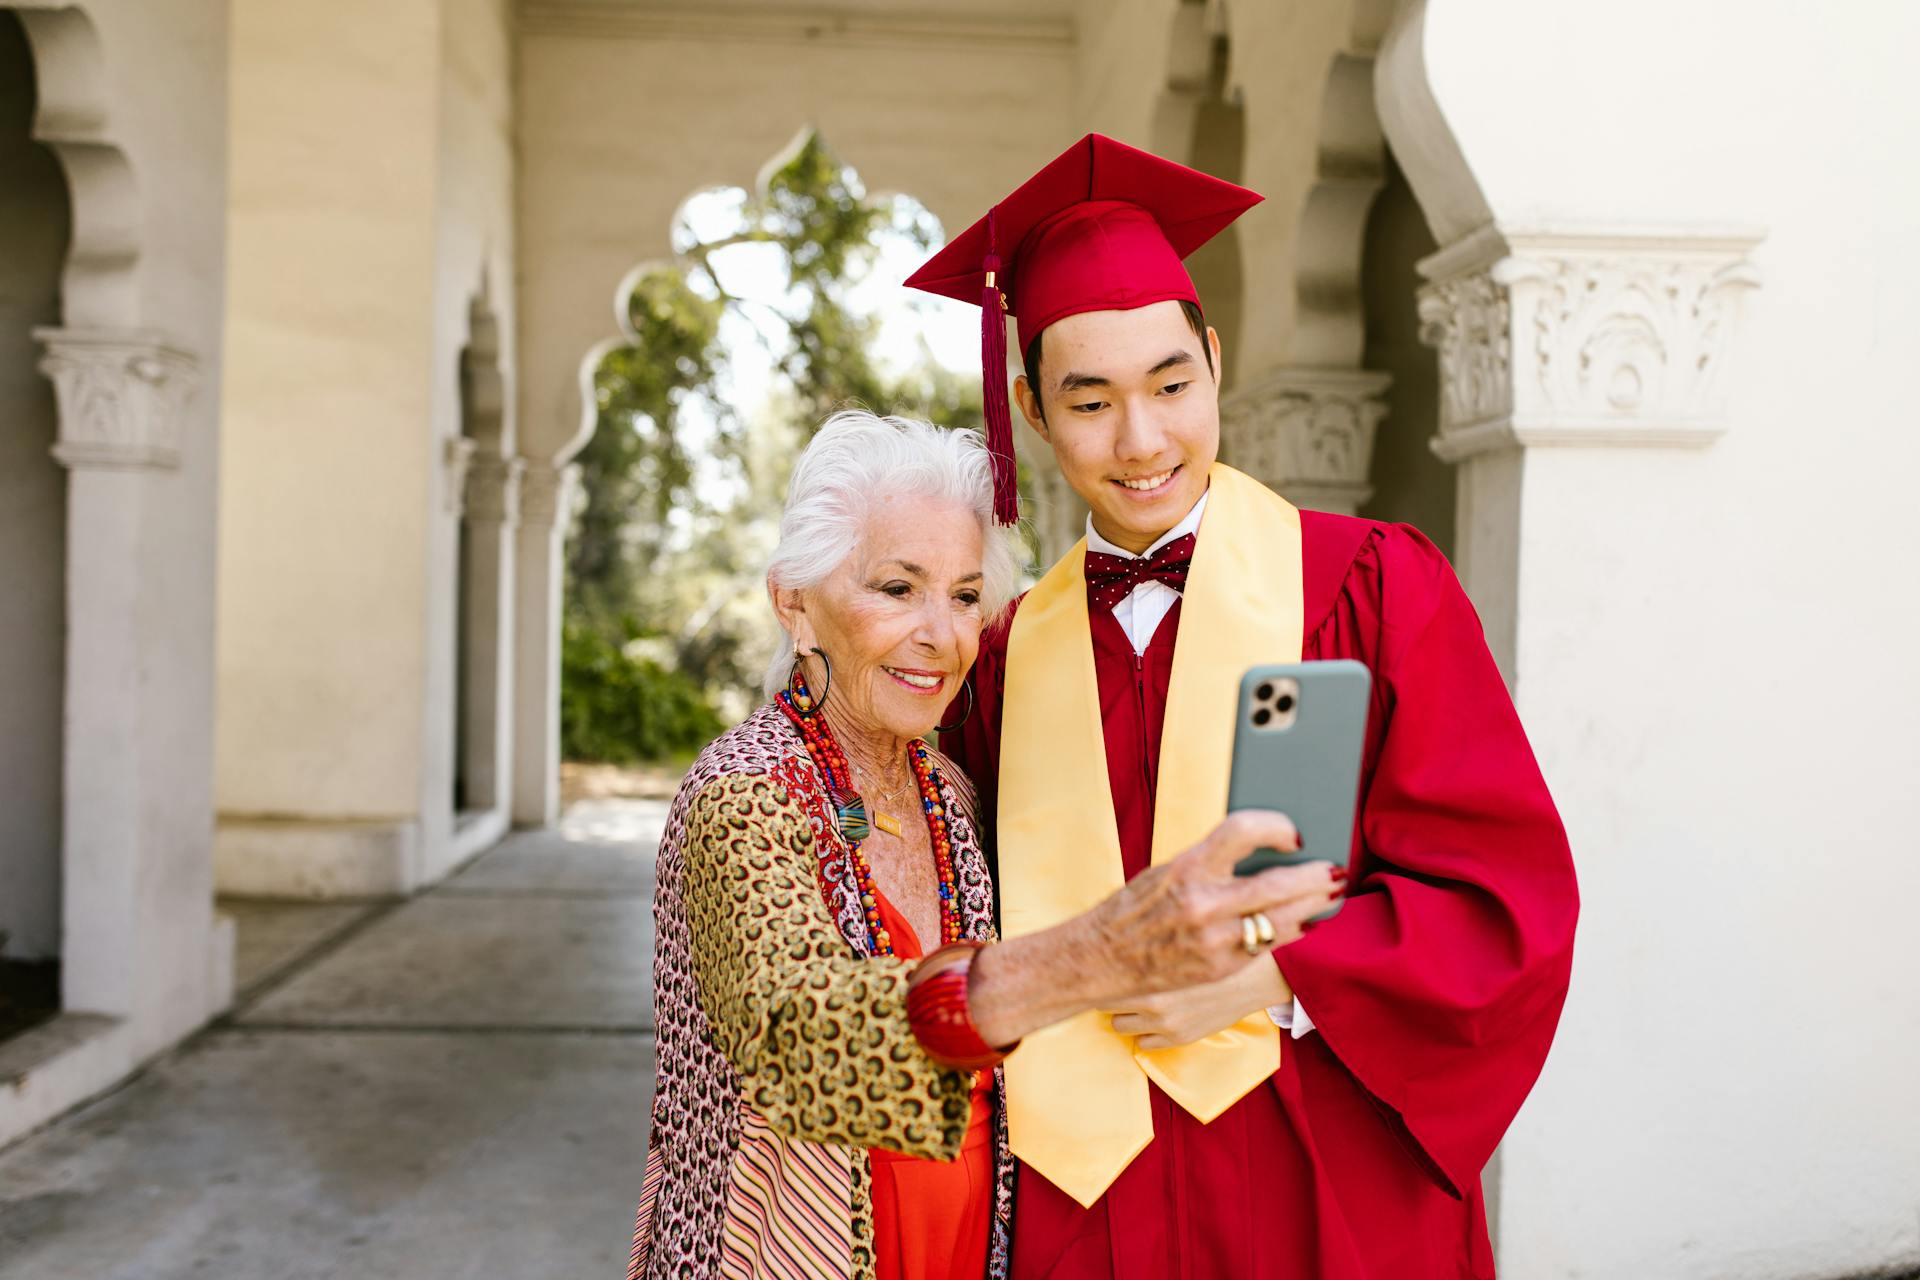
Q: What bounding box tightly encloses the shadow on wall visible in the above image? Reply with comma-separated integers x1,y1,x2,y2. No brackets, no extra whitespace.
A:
0,7,73,1037
1358,147,1449,559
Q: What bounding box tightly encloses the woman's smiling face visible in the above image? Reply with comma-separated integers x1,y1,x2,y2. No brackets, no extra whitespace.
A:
776,493,987,744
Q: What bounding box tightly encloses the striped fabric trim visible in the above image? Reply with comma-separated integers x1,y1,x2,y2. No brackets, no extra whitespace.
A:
629,706,1010,1278
718,1107,858,1280
628,1138,667,1280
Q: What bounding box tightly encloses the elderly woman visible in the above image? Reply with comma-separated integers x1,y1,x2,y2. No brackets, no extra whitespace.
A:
629,412,1336,1280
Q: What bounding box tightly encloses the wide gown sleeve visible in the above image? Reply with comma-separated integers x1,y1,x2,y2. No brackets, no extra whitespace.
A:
1279,525,1579,1198
679,772,974,1160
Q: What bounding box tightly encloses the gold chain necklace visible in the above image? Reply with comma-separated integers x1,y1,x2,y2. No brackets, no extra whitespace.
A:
854,764,914,837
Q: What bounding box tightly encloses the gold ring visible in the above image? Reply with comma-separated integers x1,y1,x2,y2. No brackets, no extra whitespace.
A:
1240,914,1263,956
1252,911,1276,947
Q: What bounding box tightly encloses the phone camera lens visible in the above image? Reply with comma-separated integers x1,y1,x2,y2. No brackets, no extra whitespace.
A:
1252,708,1272,726
1276,694,1296,713
1255,682,1274,701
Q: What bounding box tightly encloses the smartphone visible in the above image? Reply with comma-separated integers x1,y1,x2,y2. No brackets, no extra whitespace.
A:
1227,661,1371,913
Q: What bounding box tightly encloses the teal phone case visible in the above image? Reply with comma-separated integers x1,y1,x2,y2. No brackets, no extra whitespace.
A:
1227,661,1371,910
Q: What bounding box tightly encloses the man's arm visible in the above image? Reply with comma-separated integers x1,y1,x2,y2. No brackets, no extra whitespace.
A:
1275,526,1578,1195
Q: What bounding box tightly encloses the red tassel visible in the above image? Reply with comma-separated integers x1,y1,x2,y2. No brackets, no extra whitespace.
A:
980,250,1018,526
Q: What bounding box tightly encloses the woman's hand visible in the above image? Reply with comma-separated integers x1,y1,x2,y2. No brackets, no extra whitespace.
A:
1077,810,1335,1000
1107,957,1293,1052
968,811,1338,1046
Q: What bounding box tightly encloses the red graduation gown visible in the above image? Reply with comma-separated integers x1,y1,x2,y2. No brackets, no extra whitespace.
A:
942,512,1577,1280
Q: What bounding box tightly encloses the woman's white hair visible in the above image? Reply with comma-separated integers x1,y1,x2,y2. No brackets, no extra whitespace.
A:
762,410,1022,699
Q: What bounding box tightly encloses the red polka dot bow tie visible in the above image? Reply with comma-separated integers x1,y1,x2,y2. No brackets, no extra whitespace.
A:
1084,533,1197,611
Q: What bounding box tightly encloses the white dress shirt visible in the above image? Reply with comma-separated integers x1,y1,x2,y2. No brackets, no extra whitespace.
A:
1086,494,1316,1040
1085,493,1210,656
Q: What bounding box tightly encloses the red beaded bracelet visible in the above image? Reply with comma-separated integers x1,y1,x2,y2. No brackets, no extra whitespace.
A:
907,941,1017,1072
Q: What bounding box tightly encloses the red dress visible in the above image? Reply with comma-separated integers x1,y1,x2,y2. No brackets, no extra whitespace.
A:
867,887,996,1280
942,513,1578,1280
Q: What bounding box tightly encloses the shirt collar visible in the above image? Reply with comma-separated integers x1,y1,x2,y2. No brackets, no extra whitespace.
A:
1085,488,1210,561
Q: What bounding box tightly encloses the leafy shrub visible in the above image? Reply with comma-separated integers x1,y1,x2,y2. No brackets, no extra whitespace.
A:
560,620,724,763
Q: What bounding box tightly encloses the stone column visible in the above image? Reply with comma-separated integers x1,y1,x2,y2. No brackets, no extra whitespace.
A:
1010,418,1085,567
460,454,523,814
441,436,476,514
36,325,205,1017
512,460,577,827
1217,366,1392,515
1414,225,1763,678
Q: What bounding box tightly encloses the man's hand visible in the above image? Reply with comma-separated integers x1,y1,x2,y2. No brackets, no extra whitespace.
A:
1108,958,1295,1052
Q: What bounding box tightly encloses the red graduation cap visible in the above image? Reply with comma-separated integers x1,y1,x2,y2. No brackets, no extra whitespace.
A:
905,133,1262,524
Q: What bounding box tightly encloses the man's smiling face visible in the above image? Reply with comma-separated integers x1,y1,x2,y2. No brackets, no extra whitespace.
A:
1013,299,1222,555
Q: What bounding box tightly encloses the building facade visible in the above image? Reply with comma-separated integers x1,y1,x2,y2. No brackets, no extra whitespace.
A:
2,1,1917,1275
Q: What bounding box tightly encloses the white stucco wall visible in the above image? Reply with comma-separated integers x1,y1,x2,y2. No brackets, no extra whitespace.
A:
422,0,519,877
1404,3,1920,1275
0,2,233,1153
73,0,232,1050
1356,152,1448,552
218,0,442,826
219,0,518,888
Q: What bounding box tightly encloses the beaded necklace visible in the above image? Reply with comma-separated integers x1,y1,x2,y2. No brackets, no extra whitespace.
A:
776,679,963,956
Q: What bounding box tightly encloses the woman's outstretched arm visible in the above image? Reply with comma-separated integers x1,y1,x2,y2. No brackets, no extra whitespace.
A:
680,773,973,1160
683,775,1340,1153
967,810,1340,1047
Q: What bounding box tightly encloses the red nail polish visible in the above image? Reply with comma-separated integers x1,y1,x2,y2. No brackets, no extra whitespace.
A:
1329,867,1350,883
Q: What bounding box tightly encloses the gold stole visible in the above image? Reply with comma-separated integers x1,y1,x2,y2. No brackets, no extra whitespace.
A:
996,463,1304,1208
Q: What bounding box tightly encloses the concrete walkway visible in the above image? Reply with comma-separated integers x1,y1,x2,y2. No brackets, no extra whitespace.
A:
0,798,667,1280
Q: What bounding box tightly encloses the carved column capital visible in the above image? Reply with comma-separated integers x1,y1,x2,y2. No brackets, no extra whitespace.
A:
1025,466,1086,566
464,454,526,525
1416,224,1764,462
518,461,580,528
442,437,478,515
1217,367,1392,516
35,327,198,470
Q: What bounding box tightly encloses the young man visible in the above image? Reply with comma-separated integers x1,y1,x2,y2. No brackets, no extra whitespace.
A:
908,135,1578,1279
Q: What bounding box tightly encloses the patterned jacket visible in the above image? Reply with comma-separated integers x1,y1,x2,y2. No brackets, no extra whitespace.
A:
630,702,1015,1280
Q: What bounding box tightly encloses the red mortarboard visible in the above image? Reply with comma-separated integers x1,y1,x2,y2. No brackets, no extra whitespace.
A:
905,133,1262,524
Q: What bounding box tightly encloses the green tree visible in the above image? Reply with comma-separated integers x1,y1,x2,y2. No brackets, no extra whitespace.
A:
562,130,984,761
568,266,726,637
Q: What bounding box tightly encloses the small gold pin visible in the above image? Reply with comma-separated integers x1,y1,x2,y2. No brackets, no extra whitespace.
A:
873,812,903,838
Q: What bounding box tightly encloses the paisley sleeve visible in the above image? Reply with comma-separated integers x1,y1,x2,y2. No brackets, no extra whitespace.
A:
680,772,974,1160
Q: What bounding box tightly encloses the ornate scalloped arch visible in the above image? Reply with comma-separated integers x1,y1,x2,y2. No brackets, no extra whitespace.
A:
564,257,679,468
1286,0,1403,369
1292,49,1388,368
1139,1,1248,389
1373,0,1494,249
12,4,139,329
14,4,194,472
1149,0,1390,373
565,126,959,469
1145,0,1216,164
461,272,509,455
560,127,822,468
